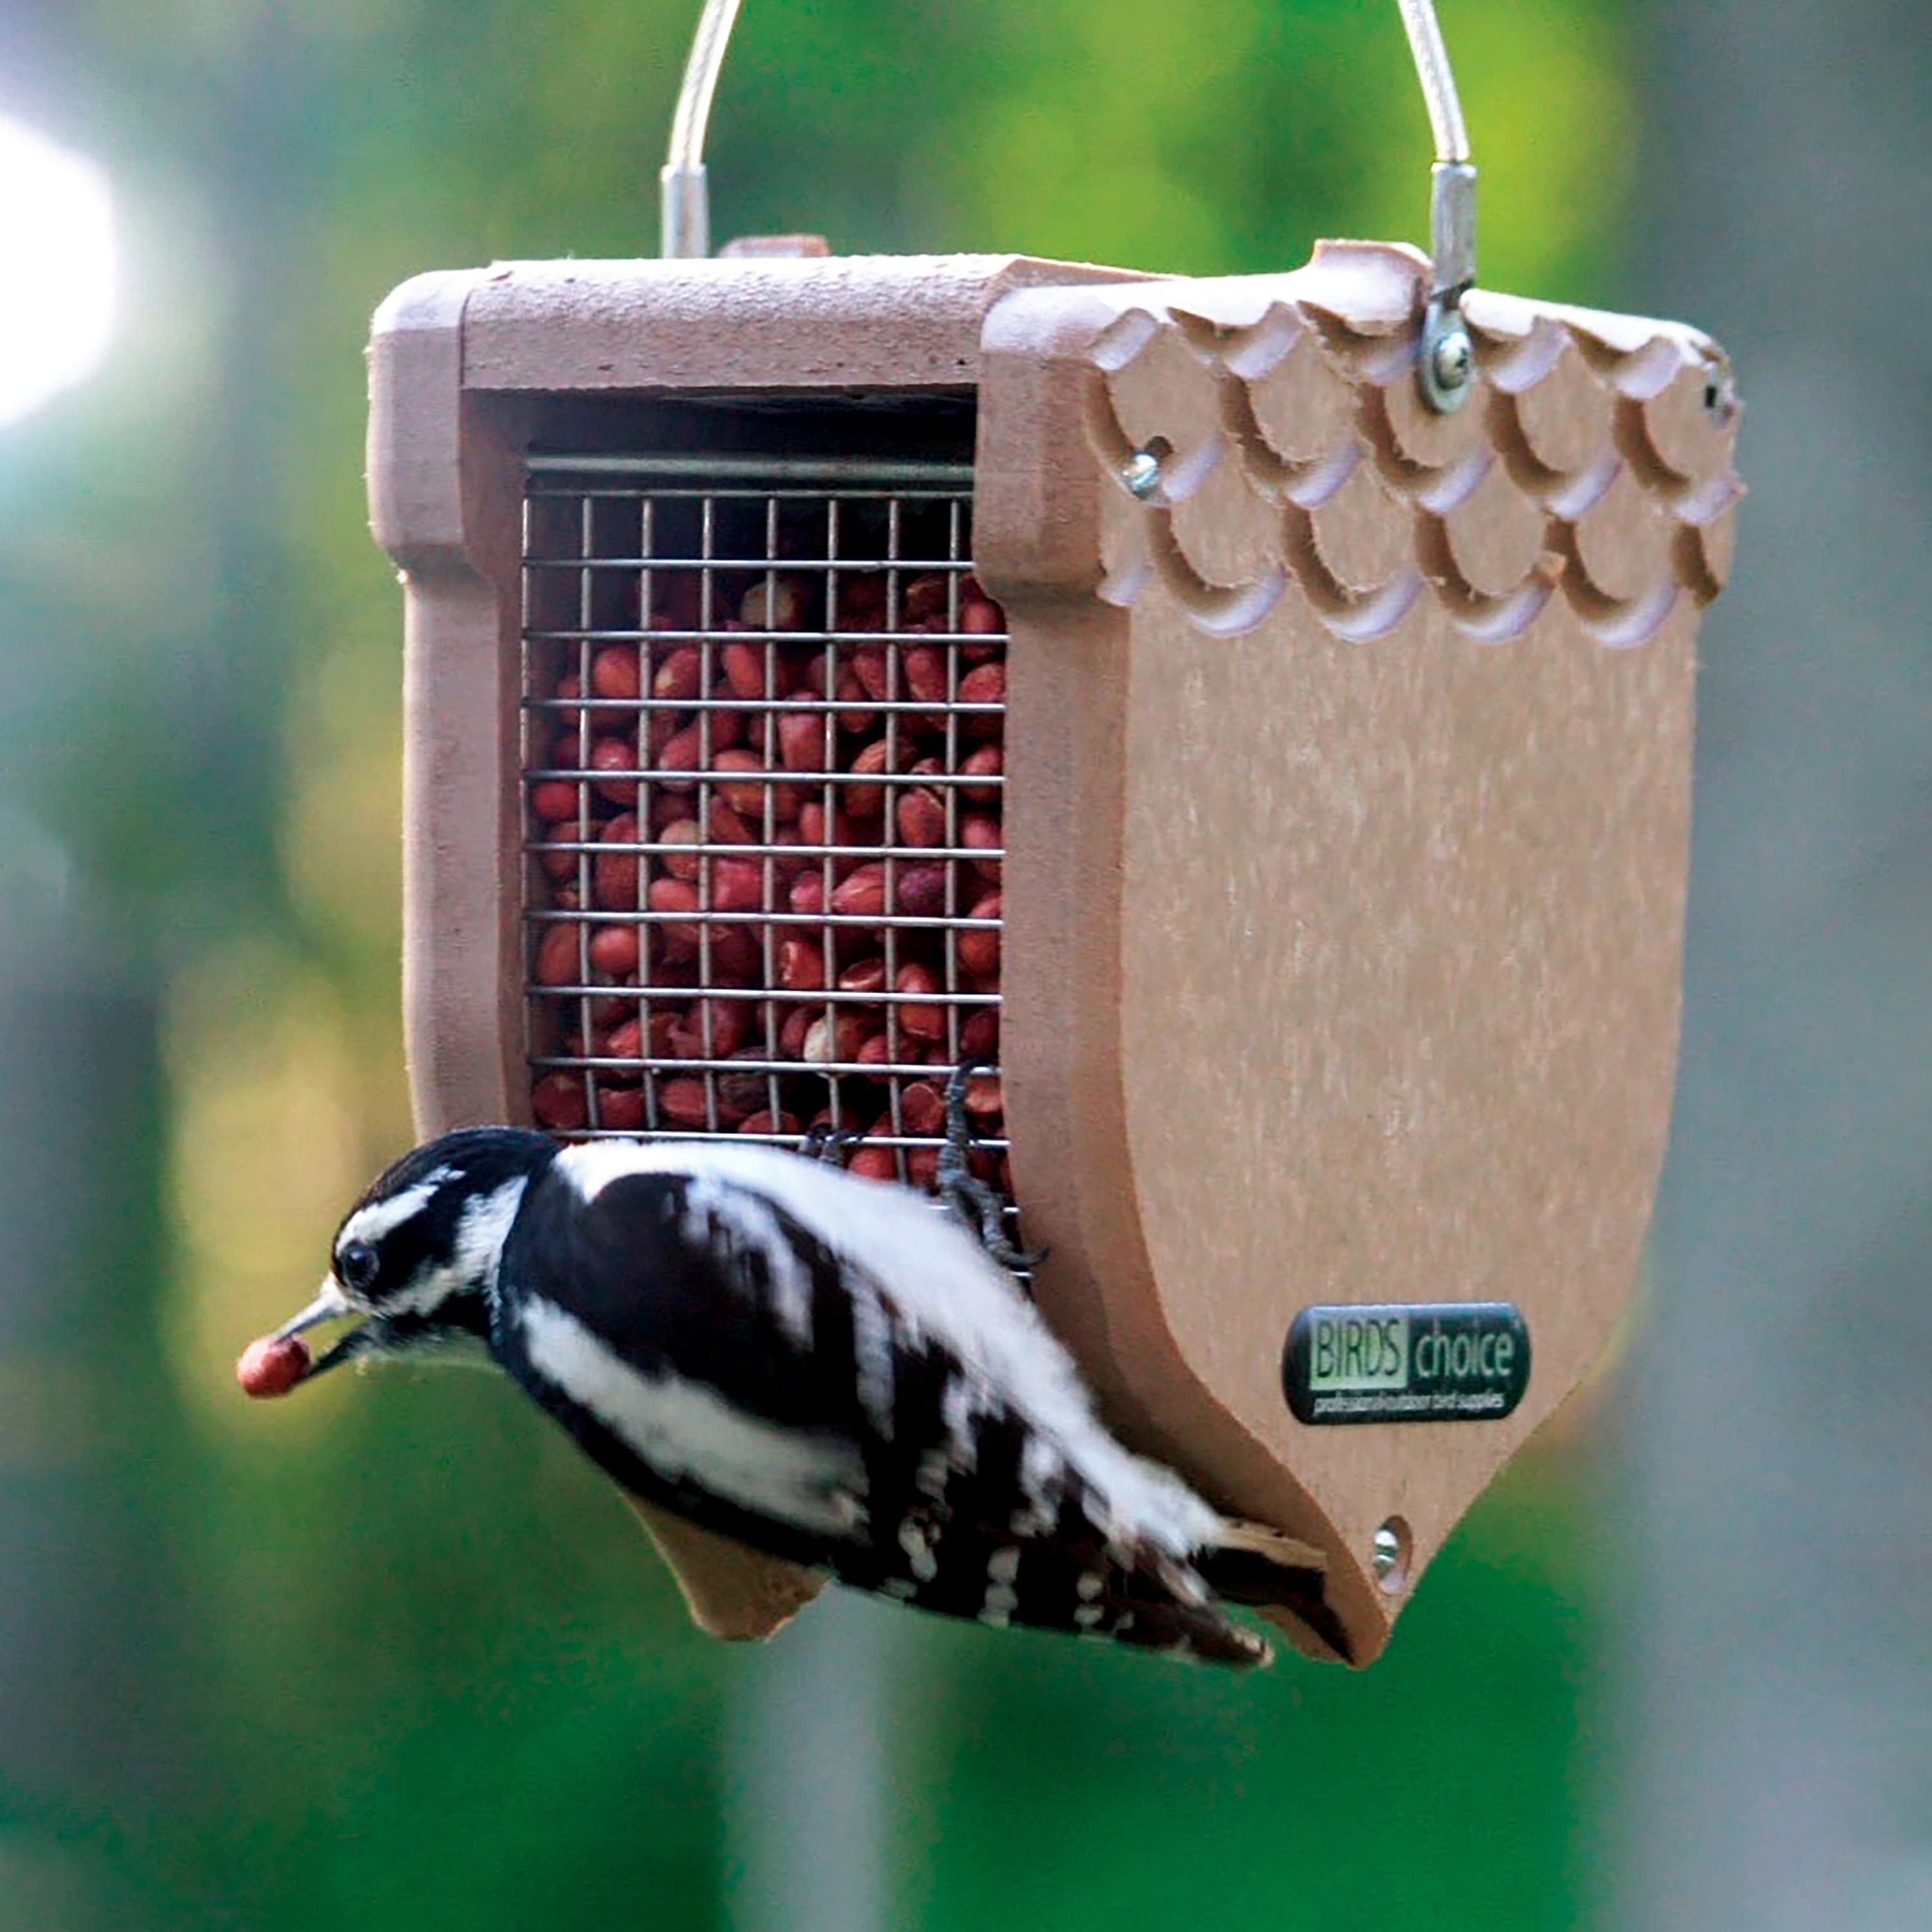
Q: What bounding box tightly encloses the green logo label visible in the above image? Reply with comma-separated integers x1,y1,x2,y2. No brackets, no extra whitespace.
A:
1283,1303,1530,1425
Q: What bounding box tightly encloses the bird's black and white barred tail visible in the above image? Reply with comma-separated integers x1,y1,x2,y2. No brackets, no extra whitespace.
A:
488,1139,1333,1667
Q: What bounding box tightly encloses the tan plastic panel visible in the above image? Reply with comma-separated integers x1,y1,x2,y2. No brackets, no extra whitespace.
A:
978,241,1739,1662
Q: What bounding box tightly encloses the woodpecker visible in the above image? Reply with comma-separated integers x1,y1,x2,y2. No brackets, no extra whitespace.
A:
239,1127,1344,1665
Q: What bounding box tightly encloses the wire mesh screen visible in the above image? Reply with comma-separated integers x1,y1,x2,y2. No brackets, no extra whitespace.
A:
520,453,1013,1219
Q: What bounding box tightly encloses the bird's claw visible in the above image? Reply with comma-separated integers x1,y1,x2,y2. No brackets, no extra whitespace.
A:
801,1124,864,1168
939,1061,1046,1275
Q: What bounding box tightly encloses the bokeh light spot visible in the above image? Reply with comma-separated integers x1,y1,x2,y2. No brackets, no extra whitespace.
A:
0,114,115,425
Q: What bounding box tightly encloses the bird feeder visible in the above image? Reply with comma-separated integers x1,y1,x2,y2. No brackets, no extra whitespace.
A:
366,0,1741,1663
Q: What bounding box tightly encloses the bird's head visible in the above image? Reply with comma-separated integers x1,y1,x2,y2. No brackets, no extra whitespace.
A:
240,1127,557,1396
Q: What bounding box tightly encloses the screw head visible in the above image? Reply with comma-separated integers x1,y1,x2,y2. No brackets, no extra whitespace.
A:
1431,327,1473,391
1372,1517,1411,1593
1122,448,1162,499
1419,301,1475,414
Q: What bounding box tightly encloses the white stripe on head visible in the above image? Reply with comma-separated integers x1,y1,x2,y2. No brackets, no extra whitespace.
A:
457,1178,527,1288
519,1296,867,1541
337,1168,456,1253
553,1139,1222,1560
378,1175,529,1319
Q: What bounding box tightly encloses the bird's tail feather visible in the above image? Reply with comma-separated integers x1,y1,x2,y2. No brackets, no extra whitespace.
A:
1195,1519,1354,1664
1108,1547,1274,1667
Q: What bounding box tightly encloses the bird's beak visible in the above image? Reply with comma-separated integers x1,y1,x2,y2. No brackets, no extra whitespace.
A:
278,1278,378,1381
240,1277,384,1399
275,1277,354,1341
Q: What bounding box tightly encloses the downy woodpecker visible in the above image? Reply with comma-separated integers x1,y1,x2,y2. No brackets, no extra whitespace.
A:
240,1128,1343,1665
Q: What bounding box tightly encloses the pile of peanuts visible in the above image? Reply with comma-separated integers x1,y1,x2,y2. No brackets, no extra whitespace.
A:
524,564,1010,1193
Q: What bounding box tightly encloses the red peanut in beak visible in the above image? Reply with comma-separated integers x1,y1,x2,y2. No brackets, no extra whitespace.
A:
236,1333,311,1399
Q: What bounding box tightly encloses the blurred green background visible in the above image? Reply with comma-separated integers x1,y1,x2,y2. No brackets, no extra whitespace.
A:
3,2,1918,1928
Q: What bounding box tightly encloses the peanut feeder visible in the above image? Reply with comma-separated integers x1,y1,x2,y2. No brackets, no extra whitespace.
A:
366,1,1741,1663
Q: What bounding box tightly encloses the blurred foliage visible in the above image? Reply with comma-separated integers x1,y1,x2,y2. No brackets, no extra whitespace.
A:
0,2,1638,1926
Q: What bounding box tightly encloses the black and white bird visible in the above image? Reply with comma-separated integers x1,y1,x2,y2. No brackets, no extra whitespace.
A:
241,1128,1344,1666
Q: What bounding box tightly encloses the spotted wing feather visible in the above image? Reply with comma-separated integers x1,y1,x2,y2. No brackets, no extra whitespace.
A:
492,1147,1272,1667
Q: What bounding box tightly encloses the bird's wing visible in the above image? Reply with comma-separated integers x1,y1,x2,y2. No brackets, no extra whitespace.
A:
497,1144,1271,1664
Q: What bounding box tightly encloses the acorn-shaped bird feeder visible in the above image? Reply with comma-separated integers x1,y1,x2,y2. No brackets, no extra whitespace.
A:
367,0,1741,1663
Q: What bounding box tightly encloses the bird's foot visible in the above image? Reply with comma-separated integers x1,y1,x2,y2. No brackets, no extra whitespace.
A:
801,1124,864,1169
939,1061,1046,1274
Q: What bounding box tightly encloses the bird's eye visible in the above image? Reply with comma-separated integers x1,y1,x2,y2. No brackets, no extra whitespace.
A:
337,1240,379,1296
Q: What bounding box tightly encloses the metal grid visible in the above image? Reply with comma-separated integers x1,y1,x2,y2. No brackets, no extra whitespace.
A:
520,453,1014,1216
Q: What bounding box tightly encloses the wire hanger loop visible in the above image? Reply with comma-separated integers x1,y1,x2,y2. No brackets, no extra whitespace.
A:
660,0,1479,410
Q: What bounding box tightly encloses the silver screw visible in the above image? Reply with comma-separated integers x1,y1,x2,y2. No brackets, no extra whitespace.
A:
1372,1519,1408,1591
1430,326,1473,392
1122,448,1162,499
1418,299,1475,414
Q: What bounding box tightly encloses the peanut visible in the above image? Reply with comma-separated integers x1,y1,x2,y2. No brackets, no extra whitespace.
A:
596,1086,647,1132
702,856,766,914
538,819,590,882
657,1079,716,1128
895,961,947,1041
837,955,888,995
895,786,947,849
959,743,1002,803
589,923,640,977
591,644,643,699
842,737,891,819
739,578,811,632
896,864,950,918
590,734,643,806
651,647,703,703
533,922,584,987
592,814,641,909
529,779,582,825
802,1013,868,1066
721,640,771,700
236,1334,310,1399
779,938,826,992
533,1071,589,1130
847,1144,900,1183
958,891,1001,976
962,1012,1005,1059
829,864,887,919
715,747,801,822
898,1081,947,1136
776,710,827,773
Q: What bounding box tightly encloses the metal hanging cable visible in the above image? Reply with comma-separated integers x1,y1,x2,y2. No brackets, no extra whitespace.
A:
659,0,1478,333
1396,0,1472,164
661,0,743,258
